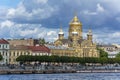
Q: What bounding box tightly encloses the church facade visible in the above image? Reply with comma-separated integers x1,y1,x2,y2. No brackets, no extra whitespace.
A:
52,15,99,57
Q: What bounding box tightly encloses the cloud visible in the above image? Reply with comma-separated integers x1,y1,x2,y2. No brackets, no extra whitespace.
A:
110,32,120,38
97,3,105,12
0,20,14,28
82,10,97,15
20,28,38,36
82,3,105,15
1,0,120,44
6,0,58,23
35,0,48,4
0,20,58,41
47,31,57,36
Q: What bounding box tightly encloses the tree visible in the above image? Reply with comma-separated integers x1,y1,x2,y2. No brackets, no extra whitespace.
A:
39,38,46,45
116,52,120,58
98,48,108,58
99,57,108,65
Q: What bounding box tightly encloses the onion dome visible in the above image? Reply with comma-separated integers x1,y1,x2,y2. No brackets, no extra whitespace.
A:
59,27,64,34
72,31,78,34
88,29,92,35
69,15,82,25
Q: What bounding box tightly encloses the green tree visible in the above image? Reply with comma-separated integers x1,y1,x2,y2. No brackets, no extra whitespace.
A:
39,38,46,45
98,48,108,58
99,57,108,65
116,52,120,58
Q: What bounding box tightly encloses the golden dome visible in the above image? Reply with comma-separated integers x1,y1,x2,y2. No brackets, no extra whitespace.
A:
70,15,82,25
73,15,79,22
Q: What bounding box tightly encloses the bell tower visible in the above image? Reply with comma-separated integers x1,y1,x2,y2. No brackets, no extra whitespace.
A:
58,27,64,40
87,29,92,41
69,15,82,41
72,31,78,47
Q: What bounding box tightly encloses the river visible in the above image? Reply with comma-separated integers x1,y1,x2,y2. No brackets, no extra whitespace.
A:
0,73,120,80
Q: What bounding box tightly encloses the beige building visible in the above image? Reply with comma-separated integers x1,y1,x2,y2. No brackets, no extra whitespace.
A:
8,38,38,46
47,45,75,57
9,45,30,64
9,45,50,64
97,44,119,58
53,15,99,57
97,45,117,52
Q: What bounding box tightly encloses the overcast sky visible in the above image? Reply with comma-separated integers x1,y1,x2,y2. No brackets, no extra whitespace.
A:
0,0,120,44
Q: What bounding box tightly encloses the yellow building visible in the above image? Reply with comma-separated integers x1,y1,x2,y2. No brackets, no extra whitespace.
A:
9,45,30,64
8,38,38,46
9,45,50,64
53,15,99,57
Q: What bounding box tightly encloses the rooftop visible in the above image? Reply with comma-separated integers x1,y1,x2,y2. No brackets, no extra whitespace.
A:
28,45,50,53
0,39,9,44
10,45,50,53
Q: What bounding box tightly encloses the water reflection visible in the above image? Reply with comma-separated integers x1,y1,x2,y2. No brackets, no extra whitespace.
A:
0,73,120,80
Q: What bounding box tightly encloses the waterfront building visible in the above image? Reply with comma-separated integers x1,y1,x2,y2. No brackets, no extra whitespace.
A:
9,45,50,64
46,45,75,56
97,45,117,52
9,45,30,64
53,15,99,57
0,39,10,64
97,44,119,58
8,38,38,46
28,45,51,56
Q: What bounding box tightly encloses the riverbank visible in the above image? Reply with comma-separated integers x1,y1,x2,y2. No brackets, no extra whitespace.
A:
1,69,120,74
1,63,120,74
0,69,76,74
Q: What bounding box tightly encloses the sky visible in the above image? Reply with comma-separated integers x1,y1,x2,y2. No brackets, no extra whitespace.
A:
0,0,120,44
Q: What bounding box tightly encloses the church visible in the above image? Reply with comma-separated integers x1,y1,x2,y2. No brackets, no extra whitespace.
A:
50,15,99,57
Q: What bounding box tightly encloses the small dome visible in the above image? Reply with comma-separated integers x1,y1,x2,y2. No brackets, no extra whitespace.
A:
72,31,78,34
88,29,92,35
59,27,64,34
59,32,64,34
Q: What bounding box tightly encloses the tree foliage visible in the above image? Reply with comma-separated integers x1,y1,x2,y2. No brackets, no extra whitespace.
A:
116,52,120,58
98,48,108,58
16,55,115,64
38,38,46,45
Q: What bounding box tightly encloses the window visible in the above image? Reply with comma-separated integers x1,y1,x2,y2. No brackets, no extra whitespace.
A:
6,45,7,48
3,45,4,48
13,52,15,56
3,51,4,56
6,52,7,56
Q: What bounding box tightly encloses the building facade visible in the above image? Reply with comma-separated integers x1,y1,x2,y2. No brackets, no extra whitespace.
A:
9,45,30,64
28,45,50,56
9,45,50,64
0,39,10,64
8,38,38,46
54,15,99,57
46,45,75,57
97,44,119,58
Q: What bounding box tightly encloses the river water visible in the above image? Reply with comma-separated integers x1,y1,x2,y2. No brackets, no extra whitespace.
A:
0,73,120,80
